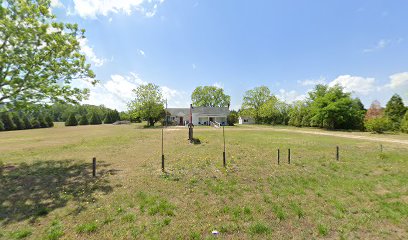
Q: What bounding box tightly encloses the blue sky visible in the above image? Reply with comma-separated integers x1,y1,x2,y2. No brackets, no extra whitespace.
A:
51,0,408,111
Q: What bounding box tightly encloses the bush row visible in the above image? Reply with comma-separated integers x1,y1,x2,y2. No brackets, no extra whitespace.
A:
0,113,53,131
65,110,120,126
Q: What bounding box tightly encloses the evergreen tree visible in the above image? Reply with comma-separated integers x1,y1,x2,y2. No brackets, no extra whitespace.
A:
22,115,33,129
89,112,102,125
104,111,114,124
31,118,41,128
12,114,25,130
401,111,408,133
0,113,16,131
0,120,4,131
112,110,121,122
78,115,89,125
45,115,54,127
38,115,49,128
385,94,407,130
65,113,78,126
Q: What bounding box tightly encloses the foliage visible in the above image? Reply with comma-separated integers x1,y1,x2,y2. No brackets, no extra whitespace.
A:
400,111,408,133
384,94,407,130
78,115,89,125
0,112,16,130
365,117,391,133
0,120,4,131
241,86,272,122
288,101,311,127
45,115,54,127
12,114,25,130
0,0,96,111
227,110,238,126
65,113,78,126
22,114,32,129
89,112,102,125
103,110,119,124
191,86,231,107
307,85,365,129
38,115,49,128
31,118,41,128
128,83,164,126
365,100,384,120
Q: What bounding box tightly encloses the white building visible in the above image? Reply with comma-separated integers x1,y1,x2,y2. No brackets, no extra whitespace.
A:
238,116,255,124
166,106,229,126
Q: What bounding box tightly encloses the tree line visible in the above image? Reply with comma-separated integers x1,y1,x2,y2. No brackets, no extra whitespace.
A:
239,85,408,133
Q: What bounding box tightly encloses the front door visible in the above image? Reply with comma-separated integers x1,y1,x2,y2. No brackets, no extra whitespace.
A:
179,117,183,125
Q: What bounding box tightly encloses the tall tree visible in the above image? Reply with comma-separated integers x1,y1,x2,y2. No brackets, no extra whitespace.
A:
365,100,384,120
128,83,164,126
384,94,407,130
241,86,272,122
0,0,96,112
191,86,231,107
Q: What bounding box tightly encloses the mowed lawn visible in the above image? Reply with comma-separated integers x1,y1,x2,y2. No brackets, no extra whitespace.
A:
0,124,407,239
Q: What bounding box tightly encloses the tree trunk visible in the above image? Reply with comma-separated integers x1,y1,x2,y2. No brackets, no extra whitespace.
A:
149,119,155,126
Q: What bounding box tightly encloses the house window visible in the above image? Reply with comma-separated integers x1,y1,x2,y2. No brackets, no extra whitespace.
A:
244,119,248,122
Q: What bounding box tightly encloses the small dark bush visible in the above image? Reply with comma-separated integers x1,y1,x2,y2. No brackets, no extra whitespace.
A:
103,111,114,124
65,113,78,126
78,115,89,125
38,115,49,128
89,112,102,125
12,114,25,130
22,115,32,129
45,115,54,127
31,118,41,128
0,120,4,131
0,113,16,131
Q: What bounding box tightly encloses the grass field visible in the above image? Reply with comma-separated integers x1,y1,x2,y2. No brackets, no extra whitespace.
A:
1,123,408,239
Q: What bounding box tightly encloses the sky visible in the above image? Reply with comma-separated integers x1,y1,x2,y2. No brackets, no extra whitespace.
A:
50,0,408,111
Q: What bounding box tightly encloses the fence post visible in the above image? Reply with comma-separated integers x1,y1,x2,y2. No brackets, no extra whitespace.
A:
92,157,96,177
288,149,291,164
223,126,226,167
277,149,280,165
336,146,339,161
380,144,383,153
162,128,165,172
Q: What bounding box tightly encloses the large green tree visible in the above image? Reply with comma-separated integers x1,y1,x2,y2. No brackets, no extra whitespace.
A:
0,0,96,112
384,94,407,130
128,83,164,126
241,86,272,122
191,86,231,107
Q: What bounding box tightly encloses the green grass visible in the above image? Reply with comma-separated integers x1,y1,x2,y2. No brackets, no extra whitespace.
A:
0,123,407,239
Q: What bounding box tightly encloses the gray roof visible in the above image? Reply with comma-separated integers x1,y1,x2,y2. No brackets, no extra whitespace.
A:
167,107,229,116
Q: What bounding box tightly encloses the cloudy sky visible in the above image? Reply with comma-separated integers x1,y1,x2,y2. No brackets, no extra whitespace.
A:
51,0,408,111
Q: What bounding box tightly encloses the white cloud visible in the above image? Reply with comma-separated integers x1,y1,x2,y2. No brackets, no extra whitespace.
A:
298,76,326,86
329,75,376,95
78,38,107,67
138,49,145,56
363,39,391,53
74,73,184,111
72,0,165,19
213,82,224,89
276,89,307,103
386,72,408,89
192,63,196,69
50,0,64,8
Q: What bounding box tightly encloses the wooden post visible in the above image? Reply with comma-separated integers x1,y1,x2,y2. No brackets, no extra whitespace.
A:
92,157,96,177
223,126,226,167
277,149,280,165
288,149,291,164
336,146,339,161
162,128,165,172
380,144,383,152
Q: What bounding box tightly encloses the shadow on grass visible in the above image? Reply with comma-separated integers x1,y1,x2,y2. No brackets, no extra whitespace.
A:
0,160,117,225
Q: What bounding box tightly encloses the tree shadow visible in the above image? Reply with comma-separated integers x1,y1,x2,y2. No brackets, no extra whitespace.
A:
0,159,117,225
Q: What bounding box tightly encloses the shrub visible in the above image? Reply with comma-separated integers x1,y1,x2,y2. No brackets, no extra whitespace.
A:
89,112,102,125
0,120,4,131
78,115,89,125
22,115,32,129
45,115,54,127
12,114,25,130
401,112,408,133
365,117,391,133
227,111,238,126
31,118,41,128
0,113,16,131
103,111,114,124
38,115,49,128
112,110,120,122
65,113,78,126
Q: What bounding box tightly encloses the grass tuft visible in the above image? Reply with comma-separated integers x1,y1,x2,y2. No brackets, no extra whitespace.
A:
249,222,271,235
